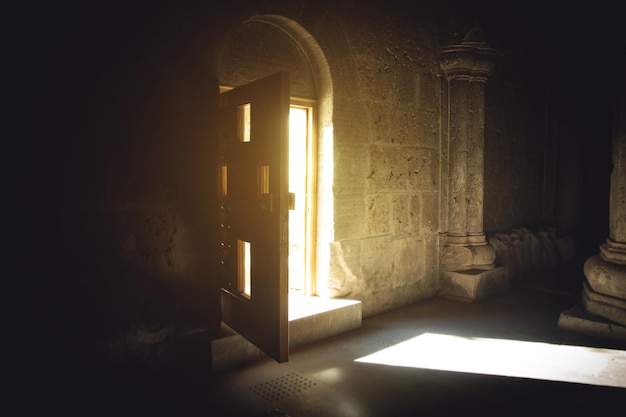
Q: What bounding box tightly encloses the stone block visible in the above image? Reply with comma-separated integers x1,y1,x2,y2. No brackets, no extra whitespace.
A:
366,194,391,235
559,303,626,341
582,281,626,326
334,142,370,194
328,241,359,298
391,237,424,288
392,195,409,235
584,254,626,300
369,103,393,144
418,192,439,235
211,297,362,371
289,297,362,348
368,145,408,191
360,236,393,288
407,148,438,192
334,195,366,240
439,267,509,302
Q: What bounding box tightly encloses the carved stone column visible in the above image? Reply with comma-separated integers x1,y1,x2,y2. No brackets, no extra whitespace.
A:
438,25,509,301
559,55,626,339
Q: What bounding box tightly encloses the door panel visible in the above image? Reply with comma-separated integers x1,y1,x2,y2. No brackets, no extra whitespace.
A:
218,72,290,363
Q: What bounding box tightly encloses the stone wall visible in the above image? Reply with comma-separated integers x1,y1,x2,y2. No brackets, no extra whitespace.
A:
326,4,442,316
212,0,592,319
488,227,575,280
216,3,446,317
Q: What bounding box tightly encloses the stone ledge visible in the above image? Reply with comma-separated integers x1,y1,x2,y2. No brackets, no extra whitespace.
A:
211,297,362,371
438,266,509,302
558,303,626,341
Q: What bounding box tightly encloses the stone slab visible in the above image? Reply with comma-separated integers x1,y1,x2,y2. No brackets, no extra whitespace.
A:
212,297,362,371
558,303,626,341
289,296,362,348
439,266,509,302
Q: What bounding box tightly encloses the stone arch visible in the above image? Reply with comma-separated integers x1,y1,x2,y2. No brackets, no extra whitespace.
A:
217,14,336,297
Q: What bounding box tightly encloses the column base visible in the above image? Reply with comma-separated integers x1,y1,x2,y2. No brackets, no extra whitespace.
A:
558,303,626,341
438,266,509,302
582,280,626,326
441,240,496,271
584,254,626,300
559,253,626,340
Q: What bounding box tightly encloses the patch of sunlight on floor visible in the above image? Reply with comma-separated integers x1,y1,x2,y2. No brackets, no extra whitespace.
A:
355,332,626,388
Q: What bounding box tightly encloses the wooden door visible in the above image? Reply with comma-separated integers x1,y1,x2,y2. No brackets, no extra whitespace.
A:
218,72,290,363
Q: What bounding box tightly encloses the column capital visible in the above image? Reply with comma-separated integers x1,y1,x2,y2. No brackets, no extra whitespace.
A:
439,24,497,82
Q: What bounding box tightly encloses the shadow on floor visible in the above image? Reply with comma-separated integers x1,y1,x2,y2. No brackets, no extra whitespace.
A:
22,267,625,417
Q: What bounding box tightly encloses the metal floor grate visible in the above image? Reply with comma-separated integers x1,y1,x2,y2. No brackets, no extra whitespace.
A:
249,372,317,403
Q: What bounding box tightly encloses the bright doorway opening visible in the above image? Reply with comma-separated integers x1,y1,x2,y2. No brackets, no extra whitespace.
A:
289,103,316,295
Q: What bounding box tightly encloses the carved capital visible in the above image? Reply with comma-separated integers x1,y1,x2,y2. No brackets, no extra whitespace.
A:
439,25,497,82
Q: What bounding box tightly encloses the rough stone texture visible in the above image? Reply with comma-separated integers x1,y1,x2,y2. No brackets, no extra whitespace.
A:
391,237,426,289
559,304,626,341
439,32,494,247
584,255,626,301
435,28,511,300
325,4,443,313
367,145,410,192
582,281,626,327
408,148,439,191
333,195,367,240
219,20,316,99
288,298,362,348
365,194,392,236
327,241,359,298
488,227,575,280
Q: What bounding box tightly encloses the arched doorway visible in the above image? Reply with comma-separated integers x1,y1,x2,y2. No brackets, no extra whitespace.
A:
216,14,360,363
217,14,335,298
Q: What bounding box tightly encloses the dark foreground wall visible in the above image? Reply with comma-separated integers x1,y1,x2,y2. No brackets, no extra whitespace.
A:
14,2,225,410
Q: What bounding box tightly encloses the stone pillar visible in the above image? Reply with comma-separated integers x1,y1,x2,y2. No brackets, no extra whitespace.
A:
438,25,509,301
559,56,626,339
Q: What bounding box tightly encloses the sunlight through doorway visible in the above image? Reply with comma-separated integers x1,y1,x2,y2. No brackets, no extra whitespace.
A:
289,104,315,295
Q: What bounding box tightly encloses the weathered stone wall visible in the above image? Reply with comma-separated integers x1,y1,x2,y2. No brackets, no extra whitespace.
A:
326,4,442,316
216,3,445,317
488,227,575,280
212,0,604,321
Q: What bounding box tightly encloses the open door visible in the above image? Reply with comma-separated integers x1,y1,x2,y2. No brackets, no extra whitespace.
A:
218,72,290,363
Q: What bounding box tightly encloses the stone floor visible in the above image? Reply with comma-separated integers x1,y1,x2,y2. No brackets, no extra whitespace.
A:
200,269,626,417
27,268,626,417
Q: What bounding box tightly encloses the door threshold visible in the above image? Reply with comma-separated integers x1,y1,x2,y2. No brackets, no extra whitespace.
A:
212,295,362,371
288,294,362,349
288,293,361,320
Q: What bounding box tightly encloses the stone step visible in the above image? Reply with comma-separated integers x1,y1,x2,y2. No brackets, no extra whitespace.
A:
559,303,626,341
211,296,362,371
